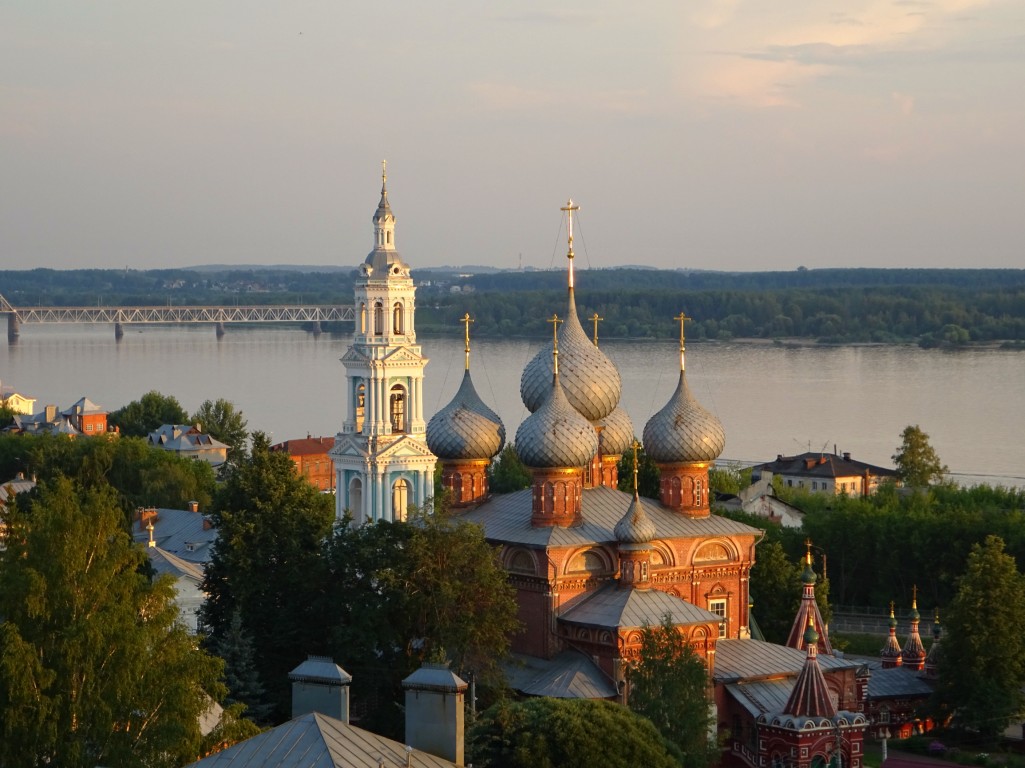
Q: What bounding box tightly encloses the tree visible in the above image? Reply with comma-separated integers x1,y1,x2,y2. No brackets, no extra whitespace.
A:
211,610,274,724
628,615,716,768
616,443,660,499
749,540,803,643
892,424,947,488
935,535,1025,744
200,432,335,719
192,398,249,464
468,697,683,768
0,477,225,768
488,443,531,493
108,390,190,438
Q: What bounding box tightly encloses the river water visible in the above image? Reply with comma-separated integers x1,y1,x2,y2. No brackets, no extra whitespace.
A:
2,325,1023,488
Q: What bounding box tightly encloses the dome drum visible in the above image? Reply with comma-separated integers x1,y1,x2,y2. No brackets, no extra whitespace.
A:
438,458,491,508
530,467,585,528
657,462,712,518
618,547,652,590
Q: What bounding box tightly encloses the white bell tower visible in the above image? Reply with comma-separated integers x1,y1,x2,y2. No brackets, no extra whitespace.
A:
330,163,436,523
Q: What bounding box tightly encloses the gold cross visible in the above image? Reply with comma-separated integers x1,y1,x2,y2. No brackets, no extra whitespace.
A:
674,311,691,348
632,439,641,493
591,312,603,347
382,159,387,185
461,313,473,370
548,314,563,373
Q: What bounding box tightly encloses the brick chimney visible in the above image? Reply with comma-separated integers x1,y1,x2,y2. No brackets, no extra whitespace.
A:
403,662,467,766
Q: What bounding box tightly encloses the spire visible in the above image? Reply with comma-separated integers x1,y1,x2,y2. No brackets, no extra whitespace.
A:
784,614,837,718
786,540,833,654
902,586,927,670
371,159,397,253
560,199,579,291
881,601,904,668
614,440,657,586
146,519,155,548
925,608,943,678
674,311,690,372
461,313,473,371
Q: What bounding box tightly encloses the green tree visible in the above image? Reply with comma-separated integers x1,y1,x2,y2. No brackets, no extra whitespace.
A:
211,610,274,724
935,536,1025,744
750,540,803,643
108,390,190,438
0,403,15,428
892,424,948,488
192,398,249,464
488,443,531,493
628,614,715,768
709,463,753,496
200,432,335,719
0,477,225,768
617,443,660,499
468,697,683,768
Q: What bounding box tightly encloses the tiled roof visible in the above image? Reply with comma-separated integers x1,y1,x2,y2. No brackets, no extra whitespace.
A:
504,651,619,699
459,485,762,548
271,437,336,457
186,711,457,767
713,639,860,683
784,649,836,717
559,585,722,630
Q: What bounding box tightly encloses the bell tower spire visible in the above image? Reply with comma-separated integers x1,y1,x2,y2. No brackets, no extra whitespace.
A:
373,159,396,251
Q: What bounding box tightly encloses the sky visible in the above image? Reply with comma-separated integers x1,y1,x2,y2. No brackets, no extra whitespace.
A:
2,1,1023,273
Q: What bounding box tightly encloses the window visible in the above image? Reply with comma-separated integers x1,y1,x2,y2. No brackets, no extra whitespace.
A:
787,479,793,487
709,598,727,638
360,303,367,334
392,302,404,334
355,384,366,433
812,481,818,490
392,478,409,521
374,302,384,335
695,478,704,506
390,385,406,433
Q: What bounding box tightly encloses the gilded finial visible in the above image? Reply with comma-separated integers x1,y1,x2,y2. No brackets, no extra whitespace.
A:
591,312,603,347
382,159,387,186
889,600,896,618
548,314,563,376
631,439,641,494
911,584,918,609
674,312,691,372
804,537,813,567
147,519,155,548
461,313,473,371
560,199,580,290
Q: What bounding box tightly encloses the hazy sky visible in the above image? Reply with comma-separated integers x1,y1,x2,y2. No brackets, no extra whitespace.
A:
2,1,1023,272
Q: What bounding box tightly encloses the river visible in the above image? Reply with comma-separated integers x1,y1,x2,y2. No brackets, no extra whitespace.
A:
2,325,1023,488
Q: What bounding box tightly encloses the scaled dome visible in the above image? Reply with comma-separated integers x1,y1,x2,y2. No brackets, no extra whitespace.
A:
614,494,658,544
595,405,634,457
520,292,622,422
642,371,726,463
515,374,599,468
427,370,506,461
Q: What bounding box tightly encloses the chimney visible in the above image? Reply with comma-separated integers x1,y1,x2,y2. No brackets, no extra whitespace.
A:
188,500,199,513
403,662,467,766
288,655,352,722
843,452,851,462
45,404,58,423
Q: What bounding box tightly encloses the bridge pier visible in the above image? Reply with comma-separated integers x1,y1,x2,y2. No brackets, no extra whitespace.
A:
215,322,226,338
7,313,19,344
311,321,322,335
114,322,124,341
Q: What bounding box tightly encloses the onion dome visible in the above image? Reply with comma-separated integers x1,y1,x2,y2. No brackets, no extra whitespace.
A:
595,405,634,457
520,292,621,421
642,370,725,463
614,492,657,544
427,370,506,460
515,373,599,468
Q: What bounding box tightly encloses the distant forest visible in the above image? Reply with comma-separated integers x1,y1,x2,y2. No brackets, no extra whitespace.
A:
3,266,1025,346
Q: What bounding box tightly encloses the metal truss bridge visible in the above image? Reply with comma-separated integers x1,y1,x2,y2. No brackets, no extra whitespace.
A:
0,294,354,342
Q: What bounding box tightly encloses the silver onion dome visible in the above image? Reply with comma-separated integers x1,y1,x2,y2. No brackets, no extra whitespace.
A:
642,371,726,463
614,493,658,544
427,370,506,461
515,374,599,468
519,291,622,421
595,405,634,457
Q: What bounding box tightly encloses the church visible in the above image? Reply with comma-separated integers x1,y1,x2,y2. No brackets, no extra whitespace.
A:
334,170,870,768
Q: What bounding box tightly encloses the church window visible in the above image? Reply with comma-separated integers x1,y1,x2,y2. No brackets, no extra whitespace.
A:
393,302,404,334
509,550,535,575
569,550,605,574
360,303,367,334
355,384,366,433
695,478,703,506
390,385,406,433
392,478,409,521
386,230,392,245
695,542,732,563
709,598,727,638
374,302,384,335
349,477,364,524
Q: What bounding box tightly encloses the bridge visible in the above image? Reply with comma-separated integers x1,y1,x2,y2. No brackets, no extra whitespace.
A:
0,294,354,342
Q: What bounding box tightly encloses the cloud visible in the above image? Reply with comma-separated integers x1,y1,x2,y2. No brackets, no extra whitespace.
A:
892,91,916,116
467,81,647,114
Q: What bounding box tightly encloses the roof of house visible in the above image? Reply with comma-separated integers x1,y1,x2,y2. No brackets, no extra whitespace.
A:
148,425,229,463
132,507,216,564
459,486,762,548
754,452,898,480
271,437,336,457
0,474,36,504
148,547,205,584
861,660,936,700
63,396,105,416
559,584,723,630
186,712,458,767
713,639,862,684
504,650,619,699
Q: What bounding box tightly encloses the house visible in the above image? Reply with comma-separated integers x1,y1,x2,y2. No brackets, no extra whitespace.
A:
716,475,805,528
270,436,336,492
8,398,109,437
0,380,36,415
148,424,229,467
752,451,899,496
63,396,108,434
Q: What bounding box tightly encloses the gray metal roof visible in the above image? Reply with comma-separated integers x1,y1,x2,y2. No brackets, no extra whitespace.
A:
514,374,599,468
289,657,352,686
186,711,458,767
727,679,795,717
560,585,722,629
426,369,505,460
132,507,216,565
402,664,466,692
460,485,762,548
596,405,634,456
865,664,934,700
642,370,726,464
504,651,619,699
713,639,860,683
148,547,205,583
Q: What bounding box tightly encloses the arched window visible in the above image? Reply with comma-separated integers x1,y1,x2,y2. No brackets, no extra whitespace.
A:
349,477,364,524
355,383,366,433
387,230,392,245
374,302,384,336
360,303,367,334
390,385,406,433
392,478,409,521
393,302,404,335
